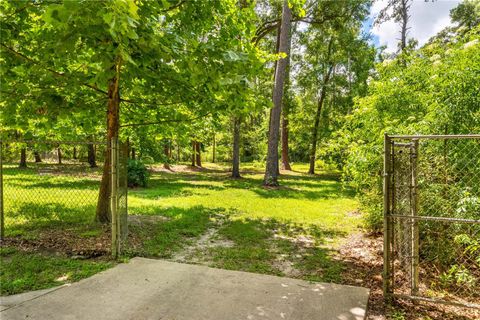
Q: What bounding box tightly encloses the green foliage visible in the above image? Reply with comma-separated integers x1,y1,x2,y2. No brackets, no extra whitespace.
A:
127,159,150,188
340,24,480,231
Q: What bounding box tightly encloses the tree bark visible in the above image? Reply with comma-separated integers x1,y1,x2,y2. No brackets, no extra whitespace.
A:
280,35,292,171
87,143,97,168
34,151,42,163
232,116,241,178
195,141,202,167
264,0,292,186
19,148,27,168
126,137,130,159
212,133,216,163
96,71,120,223
191,140,196,166
131,147,136,160
399,0,410,52
281,114,292,170
308,66,333,175
164,141,171,170
73,146,77,160
57,147,62,164
176,142,180,162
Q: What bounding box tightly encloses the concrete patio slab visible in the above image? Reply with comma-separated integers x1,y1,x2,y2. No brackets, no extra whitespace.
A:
0,286,67,312
1,257,369,320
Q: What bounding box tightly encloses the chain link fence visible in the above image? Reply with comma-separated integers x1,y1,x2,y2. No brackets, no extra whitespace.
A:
383,134,480,310
0,139,127,257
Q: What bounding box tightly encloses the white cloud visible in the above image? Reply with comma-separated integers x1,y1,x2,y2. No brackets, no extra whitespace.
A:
371,0,461,53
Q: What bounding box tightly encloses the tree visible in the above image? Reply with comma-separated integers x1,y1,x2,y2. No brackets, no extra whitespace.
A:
375,0,412,52
264,0,292,186
341,23,480,230
450,0,480,31
232,116,242,178
308,39,333,175
1,0,266,222
280,23,294,171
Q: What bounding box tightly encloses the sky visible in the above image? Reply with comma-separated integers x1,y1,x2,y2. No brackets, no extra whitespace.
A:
364,0,461,53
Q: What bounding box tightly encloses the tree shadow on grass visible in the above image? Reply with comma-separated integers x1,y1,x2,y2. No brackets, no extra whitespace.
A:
219,174,354,200
5,178,101,191
127,205,229,258
141,169,355,201
202,215,348,281
6,202,96,234
131,179,225,200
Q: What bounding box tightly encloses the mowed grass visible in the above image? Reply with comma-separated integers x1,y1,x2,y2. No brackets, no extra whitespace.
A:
127,162,362,282
1,163,112,295
0,247,113,295
129,163,359,233
2,164,102,236
1,161,361,295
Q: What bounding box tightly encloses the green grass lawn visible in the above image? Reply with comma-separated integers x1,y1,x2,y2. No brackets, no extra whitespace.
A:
126,162,362,282
1,161,362,295
129,163,359,231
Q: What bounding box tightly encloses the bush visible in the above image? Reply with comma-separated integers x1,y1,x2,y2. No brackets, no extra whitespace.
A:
127,159,150,187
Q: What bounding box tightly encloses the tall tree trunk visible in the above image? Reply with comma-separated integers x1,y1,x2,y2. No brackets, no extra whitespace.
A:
131,147,136,160
399,0,411,52
57,147,62,164
164,141,171,170
232,116,241,178
34,151,42,163
126,137,130,159
308,66,333,175
96,71,120,223
195,142,202,167
87,142,97,168
280,37,292,171
88,144,97,168
176,142,180,162
19,148,27,168
264,0,292,186
191,140,196,166
73,146,77,160
212,133,216,163
281,114,291,170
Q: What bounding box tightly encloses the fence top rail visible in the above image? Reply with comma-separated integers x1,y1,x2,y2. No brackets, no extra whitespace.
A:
388,134,480,140
390,214,480,224
0,140,108,145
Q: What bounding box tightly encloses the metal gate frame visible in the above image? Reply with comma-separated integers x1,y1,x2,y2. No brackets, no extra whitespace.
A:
383,133,480,309
111,137,128,258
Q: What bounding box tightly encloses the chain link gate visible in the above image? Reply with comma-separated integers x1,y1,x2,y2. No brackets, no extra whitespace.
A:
383,134,480,310
0,139,128,258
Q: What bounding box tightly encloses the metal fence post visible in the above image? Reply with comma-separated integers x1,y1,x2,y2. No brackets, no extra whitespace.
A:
0,141,4,241
383,133,392,299
111,137,119,258
410,139,419,295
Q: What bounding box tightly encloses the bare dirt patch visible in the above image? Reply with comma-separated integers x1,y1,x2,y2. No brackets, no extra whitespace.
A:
171,215,234,263
3,227,111,258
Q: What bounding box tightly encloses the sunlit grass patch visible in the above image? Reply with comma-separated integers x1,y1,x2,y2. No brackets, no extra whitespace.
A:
0,248,113,295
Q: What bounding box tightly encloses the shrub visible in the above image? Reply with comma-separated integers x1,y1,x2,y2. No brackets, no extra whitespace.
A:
127,159,150,187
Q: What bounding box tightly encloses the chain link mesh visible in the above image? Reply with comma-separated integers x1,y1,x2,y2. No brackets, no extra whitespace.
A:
0,140,128,256
387,136,480,310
